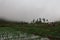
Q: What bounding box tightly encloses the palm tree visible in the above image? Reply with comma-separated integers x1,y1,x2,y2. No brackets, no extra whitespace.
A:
35,19,39,24
31,19,35,24
39,18,42,23
42,18,45,23
46,19,48,23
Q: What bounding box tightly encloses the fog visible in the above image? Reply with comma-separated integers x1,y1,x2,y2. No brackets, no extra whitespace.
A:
0,0,60,22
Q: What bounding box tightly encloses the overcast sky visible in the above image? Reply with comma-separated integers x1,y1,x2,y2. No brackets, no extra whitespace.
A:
0,0,60,22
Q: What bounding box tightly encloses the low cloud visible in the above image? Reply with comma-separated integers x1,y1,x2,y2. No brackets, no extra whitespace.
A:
0,0,60,22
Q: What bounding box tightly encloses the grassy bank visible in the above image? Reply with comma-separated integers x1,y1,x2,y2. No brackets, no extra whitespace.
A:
0,23,60,37
0,20,60,38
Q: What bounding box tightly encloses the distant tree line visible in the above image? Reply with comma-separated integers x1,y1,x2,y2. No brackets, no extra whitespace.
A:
0,18,49,24
0,18,28,24
0,18,59,27
31,18,48,24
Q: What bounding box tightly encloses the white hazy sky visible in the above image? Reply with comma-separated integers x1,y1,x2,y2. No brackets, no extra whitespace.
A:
0,0,60,22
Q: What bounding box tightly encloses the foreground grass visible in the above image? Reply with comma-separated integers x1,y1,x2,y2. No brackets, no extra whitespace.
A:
0,23,60,38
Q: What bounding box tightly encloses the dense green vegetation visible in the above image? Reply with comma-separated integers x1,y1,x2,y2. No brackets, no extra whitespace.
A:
0,18,60,39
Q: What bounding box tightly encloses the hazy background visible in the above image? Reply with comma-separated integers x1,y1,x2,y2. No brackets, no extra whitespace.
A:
0,0,60,22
